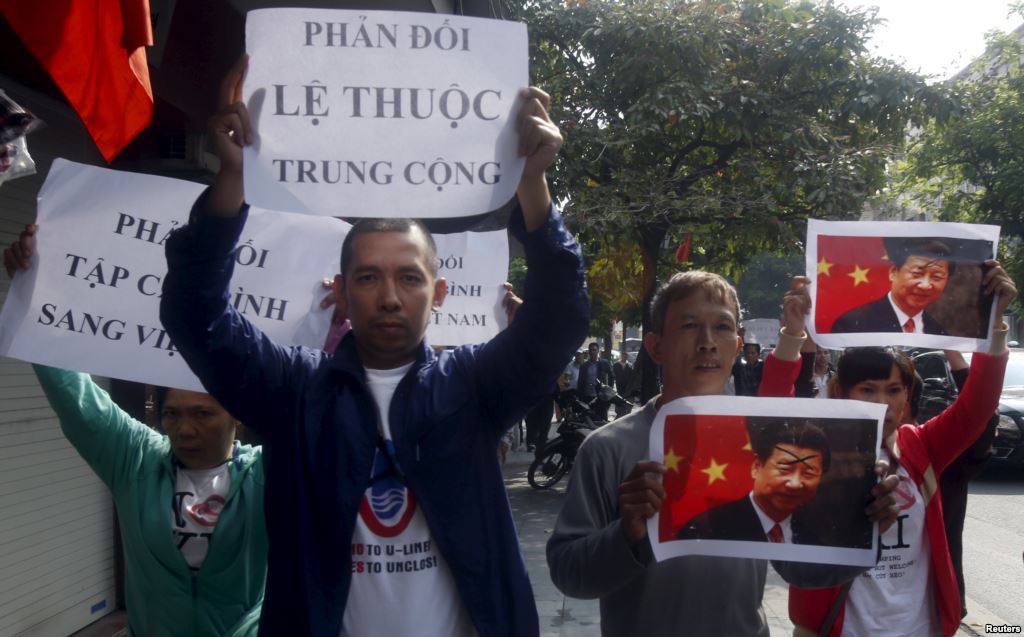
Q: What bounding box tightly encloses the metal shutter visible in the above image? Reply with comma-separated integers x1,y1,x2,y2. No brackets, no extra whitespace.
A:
0,77,118,637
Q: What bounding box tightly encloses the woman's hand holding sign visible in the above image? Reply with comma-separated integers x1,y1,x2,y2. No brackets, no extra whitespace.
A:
983,259,1017,323
782,276,812,338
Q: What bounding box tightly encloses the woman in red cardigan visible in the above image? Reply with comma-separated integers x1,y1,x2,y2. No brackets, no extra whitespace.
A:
778,262,1015,637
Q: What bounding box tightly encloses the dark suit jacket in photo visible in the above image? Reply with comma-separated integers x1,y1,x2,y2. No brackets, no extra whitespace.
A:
676,495,821,545
830,295,947,335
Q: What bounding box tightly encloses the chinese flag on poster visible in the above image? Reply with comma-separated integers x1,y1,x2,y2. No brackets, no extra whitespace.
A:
814,235,892,333
658,414,755,543
0,0,154,163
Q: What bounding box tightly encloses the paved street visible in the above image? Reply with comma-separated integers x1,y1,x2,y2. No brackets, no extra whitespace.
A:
960,468,1024,634
503,449,1021,636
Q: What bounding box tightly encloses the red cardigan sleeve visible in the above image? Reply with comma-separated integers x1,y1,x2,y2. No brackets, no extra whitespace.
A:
914,351,1008,474
758,353,802,398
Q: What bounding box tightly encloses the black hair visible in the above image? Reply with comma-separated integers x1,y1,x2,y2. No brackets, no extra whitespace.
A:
748,417,831,473
835,347,915,396
649,271,741,334
340,218,438,279
883,237,957,276
153,386,169,413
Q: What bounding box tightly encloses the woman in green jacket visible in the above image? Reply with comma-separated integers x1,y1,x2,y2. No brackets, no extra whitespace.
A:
8,225,266,636
33,366,267,637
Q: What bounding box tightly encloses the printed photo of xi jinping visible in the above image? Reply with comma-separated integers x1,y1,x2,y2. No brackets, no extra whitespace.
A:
831,237,992,337
674,416,875,551
677,418,830,545
809,220,1000,348
649,396,884,567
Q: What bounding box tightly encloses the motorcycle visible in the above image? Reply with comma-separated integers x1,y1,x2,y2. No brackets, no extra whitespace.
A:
527,384,632,490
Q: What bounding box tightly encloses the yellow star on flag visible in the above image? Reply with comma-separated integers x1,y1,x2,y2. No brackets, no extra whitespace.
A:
700,458,728,485
847,265,870,286
664,448,682,473
817,257,834,277
742,441,752,452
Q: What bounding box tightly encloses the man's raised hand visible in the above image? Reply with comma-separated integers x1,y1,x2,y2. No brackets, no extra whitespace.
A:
515,87,562,231
206,54,252,217
983,259,1017,318
517,87,562,181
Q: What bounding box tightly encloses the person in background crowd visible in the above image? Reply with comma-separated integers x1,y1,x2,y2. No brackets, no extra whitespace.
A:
4,226,267,637
612,349,634,418
795,340,834,399
564,350,584,392
732,339,764,396
524,390,556,456
810,346,834,398
612,349,632,392
579,341,614,399
578,341,614,421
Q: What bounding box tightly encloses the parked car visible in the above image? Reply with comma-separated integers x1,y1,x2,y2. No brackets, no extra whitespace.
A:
912,348,1024,469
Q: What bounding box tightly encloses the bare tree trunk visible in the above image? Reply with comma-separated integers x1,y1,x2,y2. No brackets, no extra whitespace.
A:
638,223,666,403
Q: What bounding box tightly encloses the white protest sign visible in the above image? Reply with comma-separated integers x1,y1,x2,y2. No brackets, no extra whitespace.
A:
427,229,509,346
648,395,885,567
243,9,528,218
740,318,780,348
0,159,347,391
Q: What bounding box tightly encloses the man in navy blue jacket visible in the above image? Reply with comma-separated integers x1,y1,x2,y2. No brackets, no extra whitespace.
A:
160,57,589,637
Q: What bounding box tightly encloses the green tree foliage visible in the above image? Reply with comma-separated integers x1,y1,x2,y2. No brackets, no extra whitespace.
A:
513,0,940,397
898,23,1024,306
736,252,804,319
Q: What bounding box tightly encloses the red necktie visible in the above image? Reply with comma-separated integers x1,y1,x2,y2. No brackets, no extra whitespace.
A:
768,523,783,543
903,318,915,333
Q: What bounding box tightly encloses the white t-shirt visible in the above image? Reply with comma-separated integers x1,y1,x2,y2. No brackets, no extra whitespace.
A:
172,463,231,570
812,373,830,399
341,363,475,637
842,460,939,637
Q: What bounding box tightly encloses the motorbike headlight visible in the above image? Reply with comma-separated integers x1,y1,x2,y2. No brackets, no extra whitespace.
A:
996,414,1022,442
